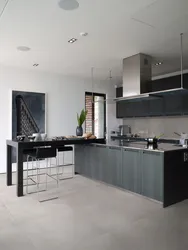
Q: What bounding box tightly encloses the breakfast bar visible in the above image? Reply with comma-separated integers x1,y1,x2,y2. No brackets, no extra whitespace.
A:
6,138,105,197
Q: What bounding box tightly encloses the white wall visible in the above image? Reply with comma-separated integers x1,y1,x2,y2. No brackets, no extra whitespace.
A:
0,65,122,173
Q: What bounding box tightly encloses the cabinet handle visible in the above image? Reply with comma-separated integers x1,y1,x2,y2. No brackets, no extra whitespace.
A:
124,148,139,152
96,145,106,148
109,146,121,150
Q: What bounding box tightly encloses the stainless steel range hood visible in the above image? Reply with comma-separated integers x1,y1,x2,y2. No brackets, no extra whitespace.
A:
115,34,188,102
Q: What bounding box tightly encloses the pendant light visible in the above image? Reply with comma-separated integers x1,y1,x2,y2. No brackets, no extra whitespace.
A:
180,33,183,89
90,67,115,104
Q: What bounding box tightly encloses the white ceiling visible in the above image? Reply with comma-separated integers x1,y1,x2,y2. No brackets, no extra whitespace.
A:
0,0,188,81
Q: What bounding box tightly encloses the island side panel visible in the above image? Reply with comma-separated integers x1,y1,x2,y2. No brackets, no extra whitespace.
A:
164,149,188,207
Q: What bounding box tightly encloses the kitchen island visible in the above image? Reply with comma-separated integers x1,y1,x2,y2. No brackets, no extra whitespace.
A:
75,140,188,207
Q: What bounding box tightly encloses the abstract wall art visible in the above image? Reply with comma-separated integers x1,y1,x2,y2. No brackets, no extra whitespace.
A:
12,90,46,162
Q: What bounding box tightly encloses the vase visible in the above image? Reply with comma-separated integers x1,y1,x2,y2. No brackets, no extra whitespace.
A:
76,126,83,136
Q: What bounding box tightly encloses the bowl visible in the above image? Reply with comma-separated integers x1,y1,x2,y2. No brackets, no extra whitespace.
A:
28,135,36,141
16,135,25,141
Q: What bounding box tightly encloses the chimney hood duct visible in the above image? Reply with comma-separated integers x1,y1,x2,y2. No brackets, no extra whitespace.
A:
115,34,188,102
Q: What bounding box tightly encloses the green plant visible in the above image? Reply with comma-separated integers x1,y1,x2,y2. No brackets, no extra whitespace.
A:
77,109,88,127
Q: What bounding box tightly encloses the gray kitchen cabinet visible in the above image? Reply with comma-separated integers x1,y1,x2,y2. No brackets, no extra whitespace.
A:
84,145,92,178
164,95,182,116
122,148,142,194
182,94,188,115
141,151,164,202
149,98,164,116
75,145,85,174
108,146,122,187
95,144,108,182
84,144,96,179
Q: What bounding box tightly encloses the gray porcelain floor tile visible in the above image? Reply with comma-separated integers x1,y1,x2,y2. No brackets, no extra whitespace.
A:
0,173,188,250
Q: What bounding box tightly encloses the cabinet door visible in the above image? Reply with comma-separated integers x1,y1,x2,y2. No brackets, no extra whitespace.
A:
88,144,97,180
84,145,92,178
108,146,122,187
116,102,123,118
182,94,188,115
122,148,142,194
95,145,108,182
74,145,85,174
139,100,150,117
149,99,164,116
164,95,182,116
116,101,128,118
141,151,164,202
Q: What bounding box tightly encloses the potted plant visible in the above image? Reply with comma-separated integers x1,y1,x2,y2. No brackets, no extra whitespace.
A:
76,109,88,136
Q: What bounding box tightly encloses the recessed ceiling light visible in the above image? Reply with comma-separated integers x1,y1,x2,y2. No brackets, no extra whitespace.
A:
17,46,31,52
58,0,79,11
33,64,39,67
68,38,77,43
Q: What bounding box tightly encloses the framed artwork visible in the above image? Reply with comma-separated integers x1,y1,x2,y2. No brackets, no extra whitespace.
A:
12,90,46,163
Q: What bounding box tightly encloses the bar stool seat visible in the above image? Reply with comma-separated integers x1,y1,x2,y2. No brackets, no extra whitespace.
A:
57,146,73,152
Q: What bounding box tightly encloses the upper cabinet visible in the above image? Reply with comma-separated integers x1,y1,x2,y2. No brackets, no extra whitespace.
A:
149,98,164,116
116,73,188,118
116,95,187,118
164,95,182,116
116,87,123,98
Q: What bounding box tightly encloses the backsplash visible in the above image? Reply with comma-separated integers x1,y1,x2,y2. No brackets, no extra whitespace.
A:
123,116,188,138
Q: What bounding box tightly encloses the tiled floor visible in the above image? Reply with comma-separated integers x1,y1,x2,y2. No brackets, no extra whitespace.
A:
0,172,188,250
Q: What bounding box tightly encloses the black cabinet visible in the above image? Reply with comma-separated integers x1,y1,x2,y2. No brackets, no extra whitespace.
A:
116,100,150,118
116,96,188,118
149,98,164,116
164,95,182,116
116,87,123,98
182,94,188,115
116,101,129,118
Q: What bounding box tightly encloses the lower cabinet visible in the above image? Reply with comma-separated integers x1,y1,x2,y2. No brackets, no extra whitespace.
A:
75,144,164,202
84,145,93,178
142,151,164,202
108,146,122,187
95,144,108,182
122,148,142,194
74,145,85,174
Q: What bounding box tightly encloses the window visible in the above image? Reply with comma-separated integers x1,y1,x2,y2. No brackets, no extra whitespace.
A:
85,92,106,138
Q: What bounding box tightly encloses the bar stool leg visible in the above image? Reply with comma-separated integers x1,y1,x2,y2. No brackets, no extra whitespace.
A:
72,151,74,178
62,152,65,175
37,159,40,200
45,158,48,191
26,155,29,194
56,157,59,189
